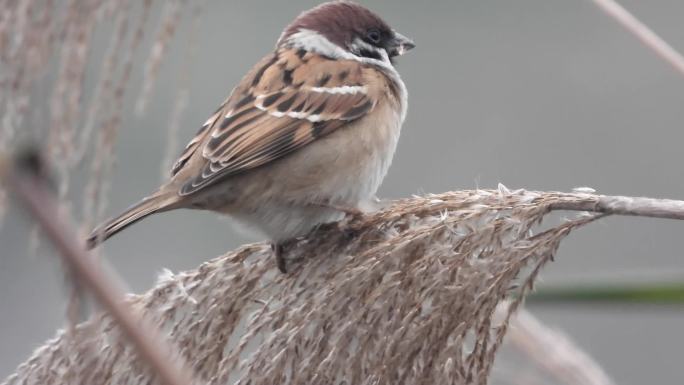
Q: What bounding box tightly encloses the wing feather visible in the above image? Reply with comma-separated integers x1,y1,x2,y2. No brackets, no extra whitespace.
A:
172,49,380,196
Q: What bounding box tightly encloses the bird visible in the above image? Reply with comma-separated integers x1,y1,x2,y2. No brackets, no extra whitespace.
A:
86,1,415,273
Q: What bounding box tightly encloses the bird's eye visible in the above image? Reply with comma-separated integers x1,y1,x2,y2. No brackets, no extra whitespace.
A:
366,29,381,44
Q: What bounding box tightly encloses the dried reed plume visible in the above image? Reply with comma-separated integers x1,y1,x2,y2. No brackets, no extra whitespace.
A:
7,188,681,385
0,0,188,231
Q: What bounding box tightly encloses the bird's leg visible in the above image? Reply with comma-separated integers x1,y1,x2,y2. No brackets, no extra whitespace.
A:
307,201,366,242
271,243,287,273
272,203,365,273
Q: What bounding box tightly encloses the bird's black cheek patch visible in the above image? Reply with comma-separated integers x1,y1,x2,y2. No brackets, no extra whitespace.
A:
359,48,382,61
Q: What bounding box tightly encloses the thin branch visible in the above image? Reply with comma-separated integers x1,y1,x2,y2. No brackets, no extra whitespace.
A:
550,194,684,220
590,0,684,77
4,157,195,385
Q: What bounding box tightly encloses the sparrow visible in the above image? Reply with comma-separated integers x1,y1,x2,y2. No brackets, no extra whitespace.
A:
87,1,415,272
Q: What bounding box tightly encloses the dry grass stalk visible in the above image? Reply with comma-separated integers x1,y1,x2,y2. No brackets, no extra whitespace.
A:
81,0,153,230
493,306,615,385
590,0,684,77
159,0,203,182
1,0,57,152
75,0,133,166
136,0,187,115
0,0,184,231
6,188,680,385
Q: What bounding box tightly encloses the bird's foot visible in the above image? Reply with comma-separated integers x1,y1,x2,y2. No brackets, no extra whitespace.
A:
272,238,301,273
271,243,287,273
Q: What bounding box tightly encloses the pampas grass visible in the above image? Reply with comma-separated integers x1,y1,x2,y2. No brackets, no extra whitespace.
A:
0,0,188,231
5,188,661,385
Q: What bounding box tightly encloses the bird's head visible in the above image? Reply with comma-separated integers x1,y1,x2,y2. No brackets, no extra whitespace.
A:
278,1,415,66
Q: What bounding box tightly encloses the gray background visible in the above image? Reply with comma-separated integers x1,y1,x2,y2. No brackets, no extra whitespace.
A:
2,0,683,383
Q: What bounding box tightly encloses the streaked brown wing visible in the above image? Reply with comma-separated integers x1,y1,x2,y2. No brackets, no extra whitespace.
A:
173,49,379,196
171,109,218,176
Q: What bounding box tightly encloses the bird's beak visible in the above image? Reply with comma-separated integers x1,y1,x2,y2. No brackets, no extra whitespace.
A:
387,31,416,57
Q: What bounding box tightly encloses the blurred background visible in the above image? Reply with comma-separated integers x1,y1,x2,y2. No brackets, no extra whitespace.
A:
1,0,683,383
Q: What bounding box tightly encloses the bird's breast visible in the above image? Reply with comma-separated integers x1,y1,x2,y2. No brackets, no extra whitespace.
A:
205,80,406,241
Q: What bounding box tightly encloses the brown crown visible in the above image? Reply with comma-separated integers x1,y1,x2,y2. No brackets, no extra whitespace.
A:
279,1,392,49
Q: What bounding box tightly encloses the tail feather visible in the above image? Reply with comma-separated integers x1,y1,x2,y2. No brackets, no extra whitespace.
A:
86,192,177,249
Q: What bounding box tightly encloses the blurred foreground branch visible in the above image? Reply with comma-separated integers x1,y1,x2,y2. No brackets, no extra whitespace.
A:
502,307,615,385
3,155,194,385
5,174,683,384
